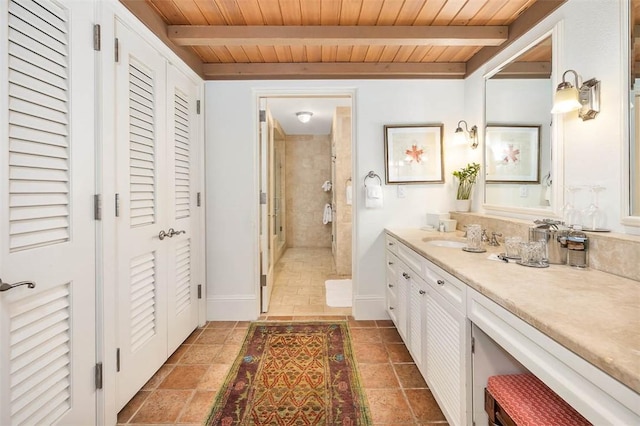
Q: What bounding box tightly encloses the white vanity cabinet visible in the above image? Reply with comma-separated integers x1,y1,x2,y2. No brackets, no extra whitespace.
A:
385,234,424,356
468,288,640,425
385,249,399,326
385,233,470,426
423,262,470,426
385,229,640,426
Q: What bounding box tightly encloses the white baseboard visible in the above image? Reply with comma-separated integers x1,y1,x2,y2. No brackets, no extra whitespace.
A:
353,295,389,320
206,295,260,321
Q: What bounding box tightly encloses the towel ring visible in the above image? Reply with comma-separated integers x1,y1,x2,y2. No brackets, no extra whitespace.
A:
364,171,382,187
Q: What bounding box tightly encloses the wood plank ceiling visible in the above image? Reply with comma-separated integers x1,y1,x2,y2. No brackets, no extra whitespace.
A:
120,0,564,80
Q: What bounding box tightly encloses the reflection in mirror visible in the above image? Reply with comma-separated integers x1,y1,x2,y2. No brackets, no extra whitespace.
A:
631,0,640,215
484,36,553,211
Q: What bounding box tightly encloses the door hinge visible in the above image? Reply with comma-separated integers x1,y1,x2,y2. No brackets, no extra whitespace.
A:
259,109,266,122
95,362,103,389
197,284,202,299
196,100,201,115
471,336,475,354
93,24,101,51
260,192,267,205
260,274,267,287
114,37,119,63
116,348,121,372
94,194,102,220
115,193,120,217
197,192,201,207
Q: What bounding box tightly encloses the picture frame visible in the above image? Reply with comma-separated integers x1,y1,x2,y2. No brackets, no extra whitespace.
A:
384,124,444,184
485,124,541,183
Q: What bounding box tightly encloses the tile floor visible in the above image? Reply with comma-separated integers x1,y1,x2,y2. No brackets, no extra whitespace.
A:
268,247,352,316
117,319,448,425
117,248,448,425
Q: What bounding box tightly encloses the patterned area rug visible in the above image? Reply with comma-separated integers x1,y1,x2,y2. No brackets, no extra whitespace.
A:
204,322,371,425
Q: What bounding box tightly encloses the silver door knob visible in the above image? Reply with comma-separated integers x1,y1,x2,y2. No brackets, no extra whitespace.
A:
159,228,187,240
167,228,186,238
0,278,36,292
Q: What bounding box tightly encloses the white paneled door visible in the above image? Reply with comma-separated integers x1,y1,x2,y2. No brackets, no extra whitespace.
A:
166,65,200,354
259,99,274,313
114,20,200,410
0,0,96,424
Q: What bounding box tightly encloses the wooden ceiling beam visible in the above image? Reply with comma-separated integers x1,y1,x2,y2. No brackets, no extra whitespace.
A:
201,62,466,80
492,61,551,78
168,25,508,47
465,0,566,77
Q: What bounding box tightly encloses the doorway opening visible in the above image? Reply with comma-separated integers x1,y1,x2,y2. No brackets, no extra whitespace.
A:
258,93,354,317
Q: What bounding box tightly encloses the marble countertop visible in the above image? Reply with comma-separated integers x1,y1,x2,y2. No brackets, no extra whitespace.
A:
386,227,640,394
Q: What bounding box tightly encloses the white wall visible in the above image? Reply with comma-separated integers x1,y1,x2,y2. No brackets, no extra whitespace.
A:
205,0,633,320
466,0,626,230
205,80,465,320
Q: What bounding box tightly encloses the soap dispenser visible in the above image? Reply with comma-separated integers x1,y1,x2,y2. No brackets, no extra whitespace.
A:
567,226,588,268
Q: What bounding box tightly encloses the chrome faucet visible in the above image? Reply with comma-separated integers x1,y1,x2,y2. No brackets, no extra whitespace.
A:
489,232,502,246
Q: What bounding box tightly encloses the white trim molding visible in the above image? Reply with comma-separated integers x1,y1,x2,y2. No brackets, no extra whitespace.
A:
353,295,388,320
207,295,260,321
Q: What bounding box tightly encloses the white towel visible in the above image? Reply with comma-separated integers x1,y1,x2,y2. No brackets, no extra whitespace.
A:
345,184,352,205
323,203,332,224
365,185,383,209
322,180,332,192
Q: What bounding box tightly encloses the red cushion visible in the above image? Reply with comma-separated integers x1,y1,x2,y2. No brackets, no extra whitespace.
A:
487,374,591,426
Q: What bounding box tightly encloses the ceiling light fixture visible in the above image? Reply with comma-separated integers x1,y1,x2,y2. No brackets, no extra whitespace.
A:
454,120,478,149
296,111,313,123
551,69,600,120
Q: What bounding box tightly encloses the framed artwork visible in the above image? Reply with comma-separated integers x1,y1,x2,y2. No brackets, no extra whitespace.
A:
485,125,541,183
384,124,444,184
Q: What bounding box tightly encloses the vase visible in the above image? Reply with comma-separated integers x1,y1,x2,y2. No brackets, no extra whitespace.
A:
454,199,471,212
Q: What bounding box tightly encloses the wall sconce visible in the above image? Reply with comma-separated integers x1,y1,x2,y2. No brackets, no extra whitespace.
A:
551,70,600,121
296,111,313,123
455,120,478,149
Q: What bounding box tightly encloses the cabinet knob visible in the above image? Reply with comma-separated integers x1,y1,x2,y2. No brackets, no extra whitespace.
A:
388,261,394,265
419,289,426,295
402,272,410,279
437,279,445,286
388,283,394,288
389,306,394,310
388,242,394,246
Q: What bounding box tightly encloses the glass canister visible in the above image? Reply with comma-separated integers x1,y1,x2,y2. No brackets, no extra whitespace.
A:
465,224,483,251
567,226,588,268
529,220,569,264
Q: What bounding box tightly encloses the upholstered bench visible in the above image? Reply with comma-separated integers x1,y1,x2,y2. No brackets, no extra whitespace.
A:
484,374,592,426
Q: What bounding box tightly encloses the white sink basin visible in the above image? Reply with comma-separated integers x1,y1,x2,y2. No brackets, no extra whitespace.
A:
425,239,466,249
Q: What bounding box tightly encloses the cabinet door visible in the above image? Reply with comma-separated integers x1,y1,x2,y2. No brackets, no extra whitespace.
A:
0,0,97,423
114,20,169,410
166,65,200,354
408,276,426,372
386,253,398,326
396,265,410,342
425,288,467,426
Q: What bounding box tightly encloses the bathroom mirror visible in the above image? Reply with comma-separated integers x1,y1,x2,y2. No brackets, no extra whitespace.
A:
484,32,560,216
628,0,640,219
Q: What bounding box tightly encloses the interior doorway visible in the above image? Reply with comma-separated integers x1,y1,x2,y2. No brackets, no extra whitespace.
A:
258,93,354,316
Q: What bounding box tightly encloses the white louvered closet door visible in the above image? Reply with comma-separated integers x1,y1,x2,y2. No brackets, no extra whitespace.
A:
114,20,169,410
0,0,96,424
166,66,199,353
